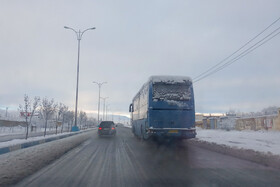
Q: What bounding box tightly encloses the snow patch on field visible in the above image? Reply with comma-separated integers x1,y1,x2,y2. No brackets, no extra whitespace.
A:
196,128,280,155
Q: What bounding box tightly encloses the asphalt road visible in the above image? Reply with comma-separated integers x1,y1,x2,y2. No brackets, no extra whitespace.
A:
17,127,280,187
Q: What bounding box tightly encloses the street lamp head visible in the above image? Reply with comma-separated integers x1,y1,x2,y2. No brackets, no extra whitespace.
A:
93,81,107,86
64,26,70,29
89,27,96,30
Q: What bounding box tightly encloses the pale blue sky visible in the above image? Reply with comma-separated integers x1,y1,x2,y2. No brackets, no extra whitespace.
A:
1,0,280,116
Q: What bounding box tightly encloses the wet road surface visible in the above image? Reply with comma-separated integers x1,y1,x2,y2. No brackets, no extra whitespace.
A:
17,127,280,187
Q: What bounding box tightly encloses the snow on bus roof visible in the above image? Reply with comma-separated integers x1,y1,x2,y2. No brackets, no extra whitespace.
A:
149,75,192,84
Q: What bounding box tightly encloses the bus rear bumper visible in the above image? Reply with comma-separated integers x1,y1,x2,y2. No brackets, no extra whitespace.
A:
148,128,196,139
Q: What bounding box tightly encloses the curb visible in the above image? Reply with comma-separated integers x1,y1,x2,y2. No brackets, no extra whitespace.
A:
188,138,280,169
0,129,94,155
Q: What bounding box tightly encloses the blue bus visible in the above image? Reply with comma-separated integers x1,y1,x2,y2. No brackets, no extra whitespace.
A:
129,75,196,140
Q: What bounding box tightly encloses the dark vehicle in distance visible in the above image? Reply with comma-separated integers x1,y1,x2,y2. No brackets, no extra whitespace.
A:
98,121,116,136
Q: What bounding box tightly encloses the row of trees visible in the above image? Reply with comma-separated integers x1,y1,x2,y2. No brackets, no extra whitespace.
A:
19,94,88,139
226,106,279,117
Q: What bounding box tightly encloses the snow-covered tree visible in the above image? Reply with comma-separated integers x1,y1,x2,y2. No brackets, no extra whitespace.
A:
18,94,40,139
261,106,279,115
40,98,57,137
65,110,74,131
226,109,237,116
57,103,68,134
86,117,97,128
78,111,87,129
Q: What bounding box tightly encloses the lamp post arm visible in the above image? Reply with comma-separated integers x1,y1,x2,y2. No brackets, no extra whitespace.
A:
100,82,107,86
81,27,96,37
64,26,79,40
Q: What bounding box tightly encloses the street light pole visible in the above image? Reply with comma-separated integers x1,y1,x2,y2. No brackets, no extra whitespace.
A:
64,26,95,131
5,107,8,118
100,97,109,121
93,81,107,124
106,104,110,120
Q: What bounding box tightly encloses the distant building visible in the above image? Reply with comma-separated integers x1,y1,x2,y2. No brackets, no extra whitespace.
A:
202,117,219,129
196,109,280,131
196,113,224,129
236,109,280,131
217,113,238,130
195,113,204,122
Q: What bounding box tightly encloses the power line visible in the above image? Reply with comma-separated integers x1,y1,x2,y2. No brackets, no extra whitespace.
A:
194,29,280,83
194,16,280,81
193,16,280,83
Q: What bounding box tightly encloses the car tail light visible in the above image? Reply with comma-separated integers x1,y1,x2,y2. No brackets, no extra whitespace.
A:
98,127,102,130
112,127,115,130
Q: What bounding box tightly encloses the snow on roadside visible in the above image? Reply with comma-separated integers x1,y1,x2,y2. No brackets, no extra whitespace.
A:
0,130,94,186
0,127,65,137
123,124,132,128
0,126,26,136
0,128,94,149
196,127,280,155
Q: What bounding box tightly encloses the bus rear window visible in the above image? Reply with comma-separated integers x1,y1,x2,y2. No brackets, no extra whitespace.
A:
152,83,191,101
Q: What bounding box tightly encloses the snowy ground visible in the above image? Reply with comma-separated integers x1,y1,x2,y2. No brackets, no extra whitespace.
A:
123,125,280,155
196,128,280,155
0,126,67,136
0,130,94,186
123,123,131,128
0,126,26,136
0,128,94,149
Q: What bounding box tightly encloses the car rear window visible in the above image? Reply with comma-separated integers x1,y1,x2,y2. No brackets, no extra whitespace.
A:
100,122,114,127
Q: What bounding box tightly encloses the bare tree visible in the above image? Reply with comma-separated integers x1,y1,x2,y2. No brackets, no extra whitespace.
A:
62,105,69,133
57,103,68,134
262,106,279,115
19,95,40,139
83,114,88,129
40,98,57,137
65,111,74,132
226,109,236,116
78,111,87,130
87,117,97,127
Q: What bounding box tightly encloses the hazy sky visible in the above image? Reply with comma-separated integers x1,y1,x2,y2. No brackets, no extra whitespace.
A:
1,0,280,117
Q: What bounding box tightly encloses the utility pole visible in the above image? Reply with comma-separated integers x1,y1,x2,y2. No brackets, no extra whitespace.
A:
100,97,108,121
93,82,107,124
64,26,95,131
5,107,8,118
106,104,110,120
